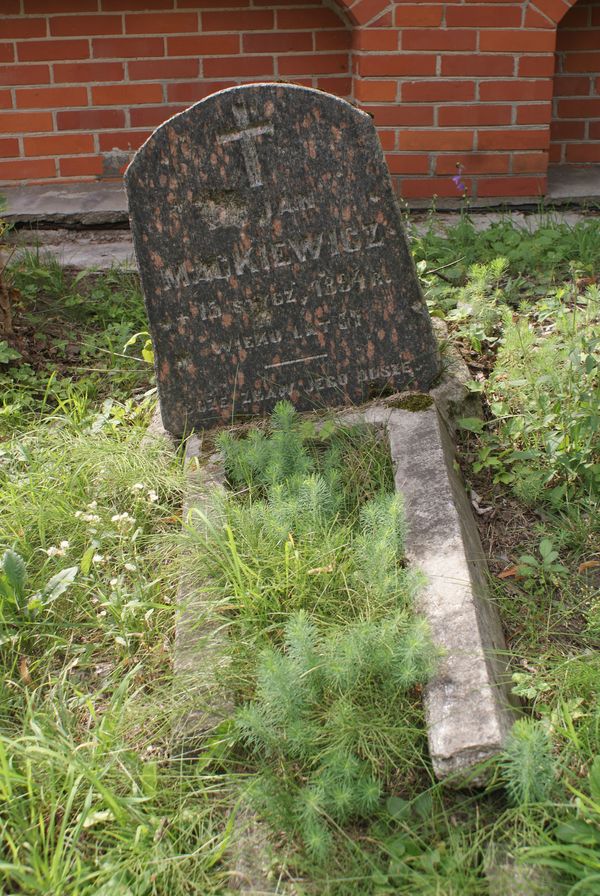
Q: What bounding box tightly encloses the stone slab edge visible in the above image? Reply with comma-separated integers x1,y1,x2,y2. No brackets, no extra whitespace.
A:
143,404,280,895
341,404,518,784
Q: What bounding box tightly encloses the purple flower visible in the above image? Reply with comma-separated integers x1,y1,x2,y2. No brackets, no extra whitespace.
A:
452,163,467,194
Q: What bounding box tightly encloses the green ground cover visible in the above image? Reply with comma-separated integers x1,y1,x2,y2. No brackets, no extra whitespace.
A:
1,209,599,894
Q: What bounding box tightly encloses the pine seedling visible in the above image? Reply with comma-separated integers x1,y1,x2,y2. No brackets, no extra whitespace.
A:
500,718,556,806
354,494,407,603
264,401,313,488
389,617,438,690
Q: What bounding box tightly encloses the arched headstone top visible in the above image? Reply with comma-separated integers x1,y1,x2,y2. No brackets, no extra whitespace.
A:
126,84,440,434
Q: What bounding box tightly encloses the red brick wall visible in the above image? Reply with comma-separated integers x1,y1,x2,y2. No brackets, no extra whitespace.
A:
551,0,600,164
0,0,589,201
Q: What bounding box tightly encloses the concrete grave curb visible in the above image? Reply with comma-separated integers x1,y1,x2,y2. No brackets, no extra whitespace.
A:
341,404,518,782
149,393,516,785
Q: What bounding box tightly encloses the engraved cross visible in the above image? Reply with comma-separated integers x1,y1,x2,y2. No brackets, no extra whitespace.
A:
217,103,274,188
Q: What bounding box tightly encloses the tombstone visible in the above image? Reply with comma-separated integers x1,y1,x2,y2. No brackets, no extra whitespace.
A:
126,83,440,435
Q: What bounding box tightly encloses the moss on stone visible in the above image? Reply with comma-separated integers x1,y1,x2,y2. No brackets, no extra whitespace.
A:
387,394,434,411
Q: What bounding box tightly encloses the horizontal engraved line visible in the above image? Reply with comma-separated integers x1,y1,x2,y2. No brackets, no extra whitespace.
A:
265,354,327,369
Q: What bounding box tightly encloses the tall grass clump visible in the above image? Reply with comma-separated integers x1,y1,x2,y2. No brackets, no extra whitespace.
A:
183,402,437,864
0,410,238,895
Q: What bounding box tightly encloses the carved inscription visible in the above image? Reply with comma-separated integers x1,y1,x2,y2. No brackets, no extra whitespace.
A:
161,219,390,291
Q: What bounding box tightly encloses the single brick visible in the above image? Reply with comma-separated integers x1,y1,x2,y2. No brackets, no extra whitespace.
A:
0,44,15,63
553,75,593,96
385,152,430,174
566,142,600,162
278,53,349,75
358,54,437,77
0,138,19,157
402,79,475,103
477,175,546,196
366,103,434,126
394,5,443,27
441,55,514,77
54,61,124,82
563,51,600,72
0,158,56,179
167,80,236,103
403,29,477,52
0,63,50,85
168,35,240,56
57,108,126,130
0,110,53,132
400,129,475,150
550,120,586,139
102,0,174,8
277,8,341,28
354,79,398,102
24,0,96,10
17,39,90,62
2,17,47,38
202,9,273,31
60,155,104,177
557,97,600,117
16,86,88,108
24,133,95,156
519,54,556,77
446,4,522,27
125,13,198,34
478,128,550,150
129,104,186,127
480,80,553,101
92,37,164,58
50,15,123,37
401,176,468,198
436,153,511,174
92,83,163,105
316,76,352,96
245,32,313,53
314,31,351,51
203,55,274,78
512,151,549,172
98,129,151,152
354,29,399,51
129,59,199,80
557,30,600,51
438,104,512,127
516,103,552,125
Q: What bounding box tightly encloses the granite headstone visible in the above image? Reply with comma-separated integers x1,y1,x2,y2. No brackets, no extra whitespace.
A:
126,83,440,435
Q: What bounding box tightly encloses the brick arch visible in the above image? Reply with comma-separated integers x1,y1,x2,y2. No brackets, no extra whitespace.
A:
526,0,579,27
330,0,392,27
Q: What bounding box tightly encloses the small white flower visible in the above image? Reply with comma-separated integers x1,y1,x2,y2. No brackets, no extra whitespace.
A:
98,610,107,617
124,562,136,572
44,545,63,557
59,540,70,551
74,510,83,518
83,513,100,523
132,482,145,491
92,554,105,564
147,490,159,503
115,636,127,647
111,512,135,530
87,501,98,510
110,577,119,587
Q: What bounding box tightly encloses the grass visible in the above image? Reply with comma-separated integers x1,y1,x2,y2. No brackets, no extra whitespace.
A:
1,208,600,893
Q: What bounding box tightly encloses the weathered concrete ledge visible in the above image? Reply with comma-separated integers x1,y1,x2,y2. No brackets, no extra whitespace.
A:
144,406,278,894
352,404,518,783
